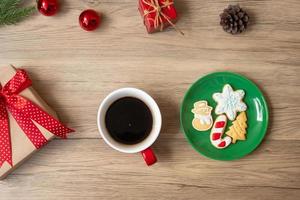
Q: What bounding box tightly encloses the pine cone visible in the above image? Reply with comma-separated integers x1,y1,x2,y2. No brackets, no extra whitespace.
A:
220,5,249,34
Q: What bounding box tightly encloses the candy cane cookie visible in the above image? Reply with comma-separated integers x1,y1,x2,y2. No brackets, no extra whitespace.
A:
210,115,232,149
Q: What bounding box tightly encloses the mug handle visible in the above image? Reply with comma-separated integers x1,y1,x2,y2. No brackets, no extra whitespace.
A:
141,147,157,166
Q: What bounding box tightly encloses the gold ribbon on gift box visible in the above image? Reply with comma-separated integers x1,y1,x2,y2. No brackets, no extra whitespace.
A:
142,0,184,35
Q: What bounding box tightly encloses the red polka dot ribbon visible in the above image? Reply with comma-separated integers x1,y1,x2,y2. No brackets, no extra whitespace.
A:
0,69,74,167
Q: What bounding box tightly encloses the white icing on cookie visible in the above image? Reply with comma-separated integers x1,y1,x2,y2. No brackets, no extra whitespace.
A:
195,114,212,125
210,115,232,149
191,101,213,131
213,84,247,121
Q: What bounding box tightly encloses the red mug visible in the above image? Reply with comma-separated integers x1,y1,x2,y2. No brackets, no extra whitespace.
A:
97,88,162,166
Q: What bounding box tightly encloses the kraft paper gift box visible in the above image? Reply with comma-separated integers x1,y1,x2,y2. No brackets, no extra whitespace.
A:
0,65,73,179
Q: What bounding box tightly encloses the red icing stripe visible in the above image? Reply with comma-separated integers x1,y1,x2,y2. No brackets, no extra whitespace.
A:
218,141,226,148
212,133,221,141
215,121,225,128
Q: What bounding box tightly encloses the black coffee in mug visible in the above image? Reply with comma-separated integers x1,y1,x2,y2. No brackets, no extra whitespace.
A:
105,97,153,144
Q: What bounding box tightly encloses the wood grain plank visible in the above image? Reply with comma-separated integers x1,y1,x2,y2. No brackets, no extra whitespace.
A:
0,139,299,200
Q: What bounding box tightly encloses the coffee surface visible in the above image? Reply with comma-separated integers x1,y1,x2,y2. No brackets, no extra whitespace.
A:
105,97,153,144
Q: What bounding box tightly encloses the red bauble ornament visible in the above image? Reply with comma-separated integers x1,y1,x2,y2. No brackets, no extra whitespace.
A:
37,0,59,16
79,9,101,31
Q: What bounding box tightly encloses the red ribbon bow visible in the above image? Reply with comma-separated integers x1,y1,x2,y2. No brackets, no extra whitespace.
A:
0,69,74,167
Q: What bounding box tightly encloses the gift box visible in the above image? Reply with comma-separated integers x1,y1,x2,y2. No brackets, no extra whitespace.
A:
138,0,178,33
0,65,73,179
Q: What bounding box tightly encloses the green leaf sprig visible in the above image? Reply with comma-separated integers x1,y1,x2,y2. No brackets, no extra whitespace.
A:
0,0,35,26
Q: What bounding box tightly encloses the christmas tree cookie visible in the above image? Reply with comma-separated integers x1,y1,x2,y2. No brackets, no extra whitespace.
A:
225,112,248,143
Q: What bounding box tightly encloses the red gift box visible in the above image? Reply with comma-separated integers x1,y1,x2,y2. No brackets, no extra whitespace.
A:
138,0,178,33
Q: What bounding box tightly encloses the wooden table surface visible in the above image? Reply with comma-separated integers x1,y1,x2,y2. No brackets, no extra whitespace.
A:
1,0,300,199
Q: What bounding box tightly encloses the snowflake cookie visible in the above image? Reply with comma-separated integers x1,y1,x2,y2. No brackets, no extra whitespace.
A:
212,84,247,121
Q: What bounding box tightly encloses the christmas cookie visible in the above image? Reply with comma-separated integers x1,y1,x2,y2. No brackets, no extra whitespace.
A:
191,101,213,131
213,84,247,121
210,115,232,149
226,112,248,143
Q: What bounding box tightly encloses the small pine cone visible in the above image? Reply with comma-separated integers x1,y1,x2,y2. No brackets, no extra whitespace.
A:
220,4,249,34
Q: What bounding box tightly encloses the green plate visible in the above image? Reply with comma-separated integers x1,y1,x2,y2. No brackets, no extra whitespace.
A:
180,72,269,160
